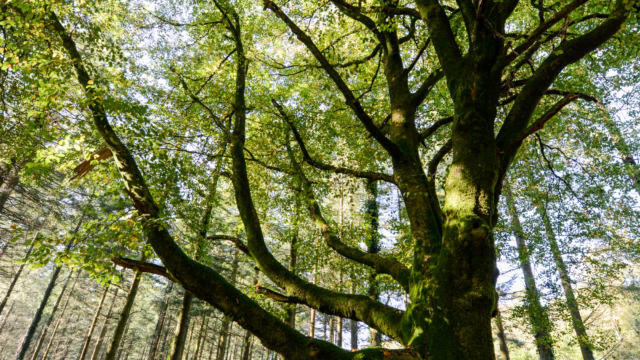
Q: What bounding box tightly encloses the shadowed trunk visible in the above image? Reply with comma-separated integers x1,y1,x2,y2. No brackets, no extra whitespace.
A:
0,238,35,316
104,266,143,360
90,287,119,360
216,251,240,360
14,265,64,360
79,283,111,360
147,282,173,360
28,270,74,360
41,273,80,360
495,308,511,360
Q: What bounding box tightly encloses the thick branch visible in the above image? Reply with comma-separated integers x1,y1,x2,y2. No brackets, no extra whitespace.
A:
50,11,390,359
112,257,175,280
414,0,463,81
288,142,411,290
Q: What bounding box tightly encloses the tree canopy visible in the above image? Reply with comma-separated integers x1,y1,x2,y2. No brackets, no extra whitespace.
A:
1,0,639,359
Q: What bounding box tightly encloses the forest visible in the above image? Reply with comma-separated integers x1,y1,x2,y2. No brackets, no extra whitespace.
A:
0,0,639,359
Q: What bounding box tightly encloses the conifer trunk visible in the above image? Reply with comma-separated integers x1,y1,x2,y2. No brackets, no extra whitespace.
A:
147,282,173,360
365,179,382,347
169,291,193,360
495,308,511,360
79,283,111,360
104,267,143,360
0,159,22,214
539,205,594,360
14,265,63,360
41,273,80,360
90,287,119,360
505,186,554,360
216,251,240,360
0,239,35,316
28,270,74,360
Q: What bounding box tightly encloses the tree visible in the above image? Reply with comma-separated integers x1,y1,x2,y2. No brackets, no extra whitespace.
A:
4,0,637,358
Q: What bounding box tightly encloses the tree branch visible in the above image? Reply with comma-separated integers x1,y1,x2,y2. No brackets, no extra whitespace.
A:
50,10,397,359
273,100,396,184
286,139,411,290
263,0,402,158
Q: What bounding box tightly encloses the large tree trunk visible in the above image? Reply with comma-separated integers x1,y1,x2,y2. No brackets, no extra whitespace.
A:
90,287,120,360
28,270,74,360
505,186,555,360
104,267,143,360
147,282,173,360
79,283,111,360
0,239,35,315
539,205,594,360
14,265,64,360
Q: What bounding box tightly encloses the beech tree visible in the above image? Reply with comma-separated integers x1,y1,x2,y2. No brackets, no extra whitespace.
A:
2,0,639,359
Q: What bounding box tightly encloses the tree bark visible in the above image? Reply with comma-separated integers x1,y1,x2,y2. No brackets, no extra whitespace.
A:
505,186,555,360
0,238,35,316
216,251,240,360
14,265,63,360
79,283,111,360
495,308,511,360
539,204,594,360
90,287,120,360
41,273,80,360
104,266,143,360
365,179,382,347
147,282,173,360
28,270,74,360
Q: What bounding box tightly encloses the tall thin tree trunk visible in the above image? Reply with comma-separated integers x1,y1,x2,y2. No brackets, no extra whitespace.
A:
41,273,80,360
195,314,209,360
185,315,196,360
0,302,14,335
364,179,382,347
337,317,343,348
0,238,36,316
90,287,119,360
240,329,252,360
495,308,511,360
169,291,193,360
505,185,555,360
287,197,299,329
79,283,111,360
104,266,143,360
147,282,173,360
14,264,65,360
350,281,358,351
539,204,595,360
215,251,239,360
29,270,74,360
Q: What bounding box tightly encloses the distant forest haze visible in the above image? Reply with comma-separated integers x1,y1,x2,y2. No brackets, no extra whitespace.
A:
0,0,639,359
